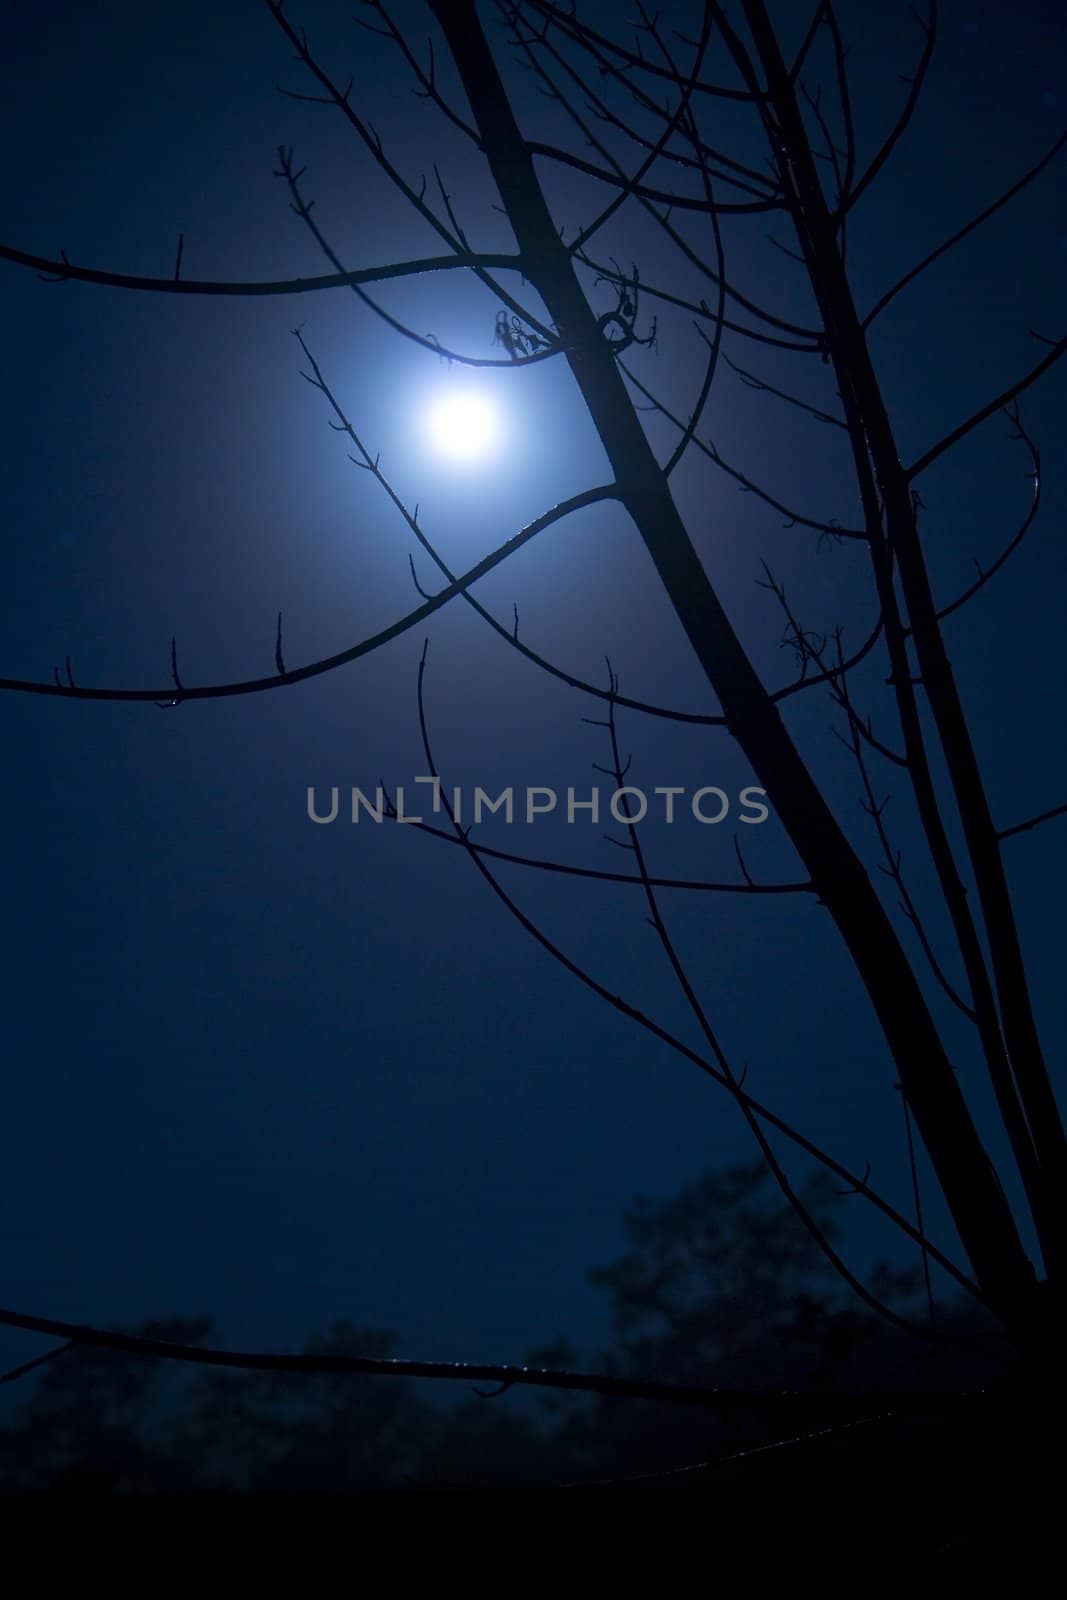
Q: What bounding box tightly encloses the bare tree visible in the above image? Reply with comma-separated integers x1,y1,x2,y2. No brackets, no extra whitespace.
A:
1,0,1064,1433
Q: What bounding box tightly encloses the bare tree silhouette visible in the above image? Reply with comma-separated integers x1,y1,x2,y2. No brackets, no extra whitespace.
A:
1,0,1064,1447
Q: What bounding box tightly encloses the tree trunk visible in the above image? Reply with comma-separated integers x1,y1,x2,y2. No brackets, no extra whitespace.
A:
427,0,1043,1339
739,0,1067,1295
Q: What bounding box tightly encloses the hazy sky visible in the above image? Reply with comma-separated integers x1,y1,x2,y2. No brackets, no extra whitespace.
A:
1,0,1064,1385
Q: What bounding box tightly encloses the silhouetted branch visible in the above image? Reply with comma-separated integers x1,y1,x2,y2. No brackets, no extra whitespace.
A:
564,6,717,254
823,5,857,209
908,336,1067,480
301,329,878,723
841,0,937,215
508,4,773,201
409,643,981,1300
789,2,828,82
999,802,1067,843
270,1,563,357
595,658,931,1339
0,488,617,703
722,351,846,429
828,634,974,1022
295,327,738,724
664,316,722,477
898,1084,937,1329
578,250,825,352
934,405,1042,624
521,0,765,103
276,146,559,368
745,3,1059,1266
391,808,813,895
0,1303,980,1411
864,131,1067,328
0,241,521,297
658,111,729,474
366,0,482,146
800,79,847,214
266,0,466,251
527,142,780,214
506,9,809,336
505,42,806,342
0,1339,78,1387
622,359,863,538
561,1409,902,1489
7,0,1060,1390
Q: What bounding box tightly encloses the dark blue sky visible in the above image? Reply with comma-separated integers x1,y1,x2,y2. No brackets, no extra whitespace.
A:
1,0,1064,1384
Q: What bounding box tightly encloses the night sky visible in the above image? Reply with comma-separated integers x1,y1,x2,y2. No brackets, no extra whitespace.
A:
1,0,1064,1391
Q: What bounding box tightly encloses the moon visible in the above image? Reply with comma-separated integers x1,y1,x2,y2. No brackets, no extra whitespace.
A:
425,390,499,462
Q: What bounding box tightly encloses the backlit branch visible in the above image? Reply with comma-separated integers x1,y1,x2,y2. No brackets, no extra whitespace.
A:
409,644,981,1300
828,634,974,1022
270,0,565,358
800,80,847,218
0,488,617,703
840,0,937,216
564,5,716,255
0,242,523,297
999,802,1067,844
276,145,560,368
578,250,825,354
385,801,814,895
594,661,932,1338
620,357,864,540
0,1304,983,1410
297,331,736,722
266,0,466,253
823,6,857,212
504,11,812,341
296,308,885,739
363,0,482,146
721,350,846,429
509,3,775,198
908,336,1067,481
521,0,764,104
633,6,728,481
743,0,1059,1264
864,131,1067,328
934,405,1042,624
527,141,781,215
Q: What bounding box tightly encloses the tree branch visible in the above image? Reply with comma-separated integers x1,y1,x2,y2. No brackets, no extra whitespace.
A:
0,1304,978,1410
409,639,980,1301
907,337,1067,480
0,242,523,297
0,488,617,703
934,405,1042,624
840,0,937,216
864,131,1067,328
999,802,1067,843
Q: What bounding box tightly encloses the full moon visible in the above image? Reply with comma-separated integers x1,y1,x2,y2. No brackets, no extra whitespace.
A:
426,390,499,461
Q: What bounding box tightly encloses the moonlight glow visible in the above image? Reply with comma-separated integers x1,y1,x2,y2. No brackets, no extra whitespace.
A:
426,390,499,461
